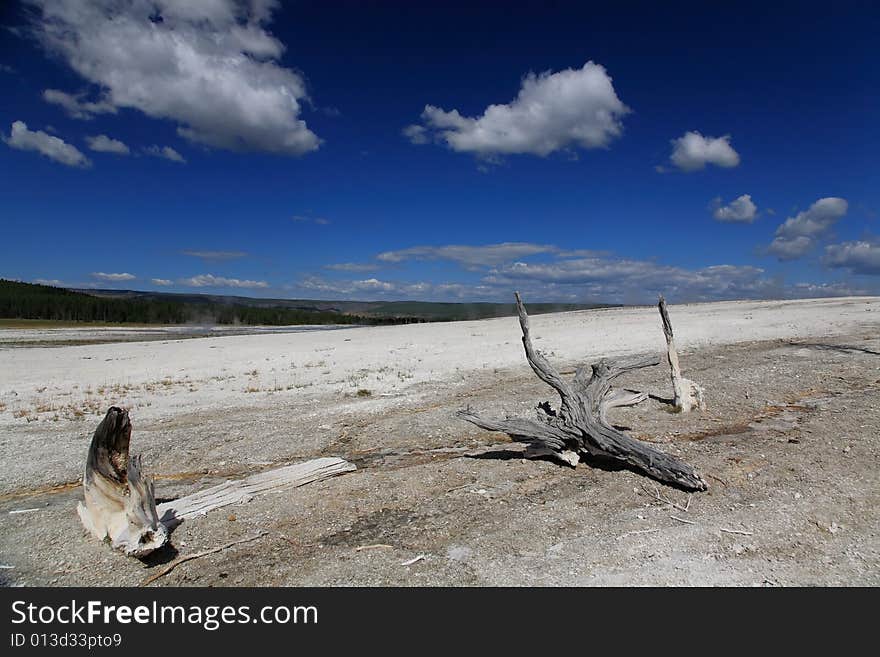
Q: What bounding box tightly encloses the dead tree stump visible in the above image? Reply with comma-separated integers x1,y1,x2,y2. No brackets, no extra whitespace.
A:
457,293,707,491
77,407,168,557
658,295,705,413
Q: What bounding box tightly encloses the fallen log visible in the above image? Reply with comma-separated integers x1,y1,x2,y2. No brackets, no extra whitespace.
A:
78,407,356,557
157,457,356,529
457,293,707,491
658,295,705,413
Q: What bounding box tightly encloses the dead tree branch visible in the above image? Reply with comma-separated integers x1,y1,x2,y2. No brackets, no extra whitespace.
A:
142,531,267,585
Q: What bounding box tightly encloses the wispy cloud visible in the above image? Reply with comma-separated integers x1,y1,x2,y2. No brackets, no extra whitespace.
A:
377,242,558,268
298,276,493,300
669,131,740,171
291,215,330,225
86,134,130,155
181,250,248,261
151,278,174,286
4,121,91,168
323,262,379,272
42,88,116,120
402,124,429,145
406,61,629,158
91,272,136,282
178,274,268,289
33,278,63,286
145,145,186,163
300,239,870,303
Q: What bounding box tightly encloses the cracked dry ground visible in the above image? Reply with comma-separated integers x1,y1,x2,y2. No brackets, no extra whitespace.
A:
1,331,878,586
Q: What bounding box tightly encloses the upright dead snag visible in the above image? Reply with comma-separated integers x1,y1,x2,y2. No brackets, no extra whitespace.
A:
77,407,168,557
658,295,705,413
457,293,707,491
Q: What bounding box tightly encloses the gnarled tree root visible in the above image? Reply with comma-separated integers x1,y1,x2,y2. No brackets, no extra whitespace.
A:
457,293,707,491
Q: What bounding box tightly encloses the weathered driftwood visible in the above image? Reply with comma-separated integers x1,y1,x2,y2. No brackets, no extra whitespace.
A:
157,457,356,529
77,407,168,557
658,295,705,413
79,408,356,557
457,293,707,491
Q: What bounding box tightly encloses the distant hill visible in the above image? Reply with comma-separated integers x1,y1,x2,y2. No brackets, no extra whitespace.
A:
1,280,618,325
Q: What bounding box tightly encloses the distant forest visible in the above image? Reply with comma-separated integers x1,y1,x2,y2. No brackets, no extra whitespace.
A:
0,279,616,325
0,280,413,326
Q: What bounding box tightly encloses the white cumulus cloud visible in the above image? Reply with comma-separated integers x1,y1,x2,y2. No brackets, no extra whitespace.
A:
767,197,848,260
712,194,757,223
4,120,91,167
151,278,174,286
27,0,320,156
822,239,880,275
669,131,740,171
86,134,130,155
408,61,629,157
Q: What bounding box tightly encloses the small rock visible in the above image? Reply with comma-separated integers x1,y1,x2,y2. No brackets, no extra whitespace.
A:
446,546,473,562
227,514,237,522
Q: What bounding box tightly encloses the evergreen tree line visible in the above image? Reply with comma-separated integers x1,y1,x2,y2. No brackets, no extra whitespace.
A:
0,279,423,326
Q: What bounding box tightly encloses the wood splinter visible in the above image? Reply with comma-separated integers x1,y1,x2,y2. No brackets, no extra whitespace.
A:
457,292,707,491
658,295,705,413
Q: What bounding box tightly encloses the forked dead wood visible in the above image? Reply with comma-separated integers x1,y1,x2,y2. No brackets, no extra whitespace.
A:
658,295,705,413
457,293,707,491
79,407,356,557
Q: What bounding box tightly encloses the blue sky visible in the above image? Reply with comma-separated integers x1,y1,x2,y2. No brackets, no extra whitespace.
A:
1,0,878,304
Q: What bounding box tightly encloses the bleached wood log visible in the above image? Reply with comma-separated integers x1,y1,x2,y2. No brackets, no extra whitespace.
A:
77,407,168,557
457,293,707,491
158,457,357,528
79,408,357,557
658,295,705,413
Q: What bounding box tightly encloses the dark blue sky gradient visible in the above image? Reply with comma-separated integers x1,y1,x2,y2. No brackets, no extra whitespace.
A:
1,1,878,302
